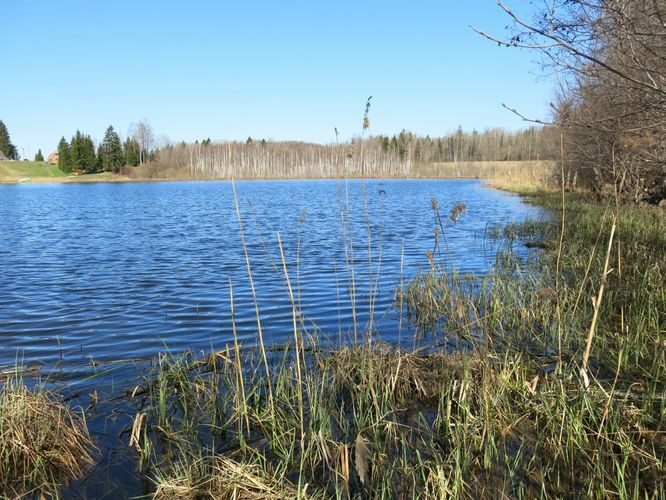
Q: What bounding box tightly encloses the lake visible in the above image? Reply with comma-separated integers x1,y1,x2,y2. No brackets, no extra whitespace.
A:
0,179,544,391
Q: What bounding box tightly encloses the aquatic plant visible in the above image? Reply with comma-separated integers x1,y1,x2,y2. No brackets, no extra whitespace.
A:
140,190,664,498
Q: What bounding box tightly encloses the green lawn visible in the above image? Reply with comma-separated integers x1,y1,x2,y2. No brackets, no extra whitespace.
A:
0,161,67,180
0,161,125,183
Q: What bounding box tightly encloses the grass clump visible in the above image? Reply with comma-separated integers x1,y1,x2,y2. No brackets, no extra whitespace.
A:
0,379,95,497
153,454,305,499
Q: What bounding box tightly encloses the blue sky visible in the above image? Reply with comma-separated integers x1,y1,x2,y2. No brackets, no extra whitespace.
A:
1,1,554,157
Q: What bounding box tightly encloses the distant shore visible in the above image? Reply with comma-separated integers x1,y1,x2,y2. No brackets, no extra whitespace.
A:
1,159,554,185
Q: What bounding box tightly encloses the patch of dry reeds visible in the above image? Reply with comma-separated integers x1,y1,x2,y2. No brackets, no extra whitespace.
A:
0,379,95,497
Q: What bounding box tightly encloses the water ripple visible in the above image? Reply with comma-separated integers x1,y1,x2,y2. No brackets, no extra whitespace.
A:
0,179,545,385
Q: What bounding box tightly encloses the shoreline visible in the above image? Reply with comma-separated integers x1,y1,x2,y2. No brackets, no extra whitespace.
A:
0,159,554,185
1,174,540,185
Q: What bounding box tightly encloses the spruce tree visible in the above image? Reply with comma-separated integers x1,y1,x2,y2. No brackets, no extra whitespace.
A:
123,137,139,166
70,131,97,173
70,131,83,172
0,120,17,160
81,135,97,173
34,149,44,162
57,137,72,173
99,126,124,172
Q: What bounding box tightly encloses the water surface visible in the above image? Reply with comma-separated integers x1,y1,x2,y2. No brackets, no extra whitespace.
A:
0,179,544,388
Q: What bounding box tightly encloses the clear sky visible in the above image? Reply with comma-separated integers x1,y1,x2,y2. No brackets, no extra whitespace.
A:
1,1,554,158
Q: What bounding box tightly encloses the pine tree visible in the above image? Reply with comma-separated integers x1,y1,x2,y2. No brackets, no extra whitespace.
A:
70,131,98,173
99,126,123,172
57,137,72,173
81,134,97,173
123,137,139,166
70,131,83,172
34,149,44,162
0,120,17,160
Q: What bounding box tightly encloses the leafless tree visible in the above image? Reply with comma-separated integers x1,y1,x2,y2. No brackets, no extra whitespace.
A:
130,120,155,165
475,0,666,201
153,129,552,180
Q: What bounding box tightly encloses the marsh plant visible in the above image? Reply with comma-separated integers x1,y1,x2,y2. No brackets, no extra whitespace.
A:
123,189,664,499
0,379,95,497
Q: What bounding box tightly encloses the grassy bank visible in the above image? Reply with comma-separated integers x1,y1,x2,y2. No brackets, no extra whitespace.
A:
0,160,129,183
413,160,553,184
0,160,67,181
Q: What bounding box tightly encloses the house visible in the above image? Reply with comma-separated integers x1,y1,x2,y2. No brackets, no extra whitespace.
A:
47,151,59,165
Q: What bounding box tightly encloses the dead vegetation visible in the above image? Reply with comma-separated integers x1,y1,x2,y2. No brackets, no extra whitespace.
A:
0,379,95,497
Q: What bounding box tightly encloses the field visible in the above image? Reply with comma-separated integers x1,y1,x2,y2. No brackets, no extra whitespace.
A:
0,160,68,181
412,160,553,184
0,160,131,183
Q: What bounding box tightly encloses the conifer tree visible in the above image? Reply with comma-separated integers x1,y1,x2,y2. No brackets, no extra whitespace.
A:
99,126,123,172
70,131,98,173
70,131,83,172
0,120,17,160
80,134,97,173
123,137,140,166
57,137,72,174
34,149,44,162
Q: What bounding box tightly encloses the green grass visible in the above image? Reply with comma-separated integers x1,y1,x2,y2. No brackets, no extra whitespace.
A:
0,160,133,183
0,160,68,180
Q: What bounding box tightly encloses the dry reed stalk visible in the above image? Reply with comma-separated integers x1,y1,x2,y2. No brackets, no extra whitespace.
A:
338,178,358,342
338,443,350,495
581,216,617,383
398,239,405,344
0,381,95,496
229,278,250,437
362,182,375,335
129,411,146,452
276,231,306,484
231,179,274,411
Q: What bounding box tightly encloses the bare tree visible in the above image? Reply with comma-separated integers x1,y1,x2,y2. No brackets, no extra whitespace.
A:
475,0,666,201
130,120,155,165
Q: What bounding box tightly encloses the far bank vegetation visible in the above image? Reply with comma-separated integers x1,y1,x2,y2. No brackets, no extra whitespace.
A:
149,127,554,180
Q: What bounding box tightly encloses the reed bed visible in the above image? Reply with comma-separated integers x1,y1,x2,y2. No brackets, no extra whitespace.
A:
125,188,664,498
0,379,95,497
412,160,555,184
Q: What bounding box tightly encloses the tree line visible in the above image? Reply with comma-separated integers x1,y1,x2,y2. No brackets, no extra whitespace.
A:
375,126,551,163
56,120,154,174
57,127,139,174
154,126,553,179
483,0,666,202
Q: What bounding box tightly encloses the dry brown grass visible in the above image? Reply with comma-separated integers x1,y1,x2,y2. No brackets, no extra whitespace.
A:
153,455,312,499
413,160,555,183
0,380,95,497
